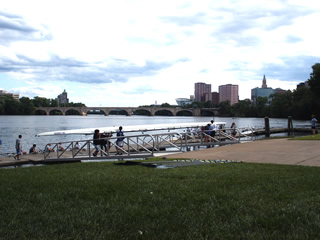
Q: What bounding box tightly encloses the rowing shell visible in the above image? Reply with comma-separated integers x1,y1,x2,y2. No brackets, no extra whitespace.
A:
36,122,226,137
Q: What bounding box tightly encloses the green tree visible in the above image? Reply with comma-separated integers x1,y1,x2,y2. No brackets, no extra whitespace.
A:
203,101,213,108
161,103,171,107
19,97,35,115
308,63,320,98
218,101,233,116
0,96,5,114
232,99,254,117
33,96,51,107
269,92,293,118
50,98,59,107
255,97,269,117
291,87,313,119
3,95,21,115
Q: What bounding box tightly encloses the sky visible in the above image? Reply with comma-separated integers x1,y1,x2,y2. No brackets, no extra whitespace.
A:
0,0,320,107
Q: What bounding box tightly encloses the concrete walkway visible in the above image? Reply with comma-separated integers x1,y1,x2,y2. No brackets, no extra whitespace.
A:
164,138,320,167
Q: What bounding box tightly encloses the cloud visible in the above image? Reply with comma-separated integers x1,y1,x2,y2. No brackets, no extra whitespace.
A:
160,12,207,26
285,35,303,43
260,56,320,82
0,10,52,44
0,53,182,84
212,4,314,47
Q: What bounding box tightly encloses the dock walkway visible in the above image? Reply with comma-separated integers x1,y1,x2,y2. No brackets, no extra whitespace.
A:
1,138,319,168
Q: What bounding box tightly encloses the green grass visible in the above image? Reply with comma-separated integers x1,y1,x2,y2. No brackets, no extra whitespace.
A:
1,161,320,239
290,133,320,140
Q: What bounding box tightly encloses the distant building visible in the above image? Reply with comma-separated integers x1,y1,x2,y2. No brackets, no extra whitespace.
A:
204,92,219,105
176,98,193,106
0,90,20,100
251,75,274,104
218,84,239,105
57,89,69,105
274,88,287,94
297,80,310,89
194,82,211,102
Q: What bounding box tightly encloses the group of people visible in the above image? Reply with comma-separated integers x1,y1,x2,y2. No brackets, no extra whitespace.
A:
93,126,124,156
203,120,217,142
14,135,68,160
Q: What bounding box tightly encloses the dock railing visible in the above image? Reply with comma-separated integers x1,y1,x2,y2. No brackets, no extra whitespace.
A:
43,127,252,161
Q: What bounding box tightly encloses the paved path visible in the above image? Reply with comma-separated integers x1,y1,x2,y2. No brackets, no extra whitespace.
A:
164,139,320,167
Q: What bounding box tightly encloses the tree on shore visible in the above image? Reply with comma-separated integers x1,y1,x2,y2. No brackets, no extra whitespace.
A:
0,96,86,115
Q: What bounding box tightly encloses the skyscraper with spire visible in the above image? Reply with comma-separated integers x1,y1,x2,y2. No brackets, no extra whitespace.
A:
251,75,274,104
262,75,267,88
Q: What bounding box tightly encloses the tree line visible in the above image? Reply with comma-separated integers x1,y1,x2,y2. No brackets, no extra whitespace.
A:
0,96,86,115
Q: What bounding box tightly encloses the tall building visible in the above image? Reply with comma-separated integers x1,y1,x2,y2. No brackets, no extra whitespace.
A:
218,84,239,105
194,82,211,102
57,89,69,105
251,75,274,104
204,92,219,105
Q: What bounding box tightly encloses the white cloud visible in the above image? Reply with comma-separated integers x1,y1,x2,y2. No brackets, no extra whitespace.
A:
1,0,320,106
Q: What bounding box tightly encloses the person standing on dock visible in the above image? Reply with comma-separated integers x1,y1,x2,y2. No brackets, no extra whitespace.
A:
210,120,216,138
231,122,237,137
116,126,124,155
311,115,318,137
15,135,26,160
93,129,101,156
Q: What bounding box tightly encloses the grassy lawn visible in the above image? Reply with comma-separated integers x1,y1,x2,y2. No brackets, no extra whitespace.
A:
1,161,320,239
290,133,320,140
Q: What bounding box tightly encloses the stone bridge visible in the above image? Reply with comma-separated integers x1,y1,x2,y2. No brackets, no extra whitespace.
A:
35,107,219,116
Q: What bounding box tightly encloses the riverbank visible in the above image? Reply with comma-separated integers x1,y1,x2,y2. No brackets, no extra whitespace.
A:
1,136,320,168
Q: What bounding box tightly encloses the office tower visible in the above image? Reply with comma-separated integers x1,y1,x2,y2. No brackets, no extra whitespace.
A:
218,84,239,105
251,76,274,104
194,82,211,102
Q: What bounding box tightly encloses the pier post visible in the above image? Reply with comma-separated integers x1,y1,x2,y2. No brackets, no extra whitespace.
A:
288,116,293,136
265,116,270,137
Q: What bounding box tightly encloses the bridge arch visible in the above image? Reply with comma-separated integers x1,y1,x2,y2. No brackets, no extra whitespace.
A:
154,108,174,116
86,109,107,115
176,109,193,116
49,109,64,115
35,109,47,115
65,108,81,115
108,109,130,116
133,108,152,116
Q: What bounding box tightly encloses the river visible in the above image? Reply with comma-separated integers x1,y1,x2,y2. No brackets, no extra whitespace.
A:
0,115,310,154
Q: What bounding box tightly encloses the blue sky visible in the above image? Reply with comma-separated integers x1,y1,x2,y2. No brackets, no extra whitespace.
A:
0,0,319,107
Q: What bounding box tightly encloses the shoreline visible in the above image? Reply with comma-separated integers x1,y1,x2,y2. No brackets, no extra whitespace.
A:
1,138,320,168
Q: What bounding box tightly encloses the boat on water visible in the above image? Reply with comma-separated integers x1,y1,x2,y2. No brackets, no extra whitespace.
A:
36,122,227,136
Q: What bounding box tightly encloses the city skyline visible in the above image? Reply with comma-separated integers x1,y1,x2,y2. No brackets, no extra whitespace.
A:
1,0,319,107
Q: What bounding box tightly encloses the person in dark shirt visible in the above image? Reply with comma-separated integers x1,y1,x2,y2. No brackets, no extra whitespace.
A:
29,144,38,154
116,126,124,155
93,129,101,156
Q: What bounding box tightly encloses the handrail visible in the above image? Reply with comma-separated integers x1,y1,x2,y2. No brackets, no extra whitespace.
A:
43,129,247,161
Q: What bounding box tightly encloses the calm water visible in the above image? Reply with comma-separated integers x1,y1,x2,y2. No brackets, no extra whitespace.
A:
0,115,310,154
